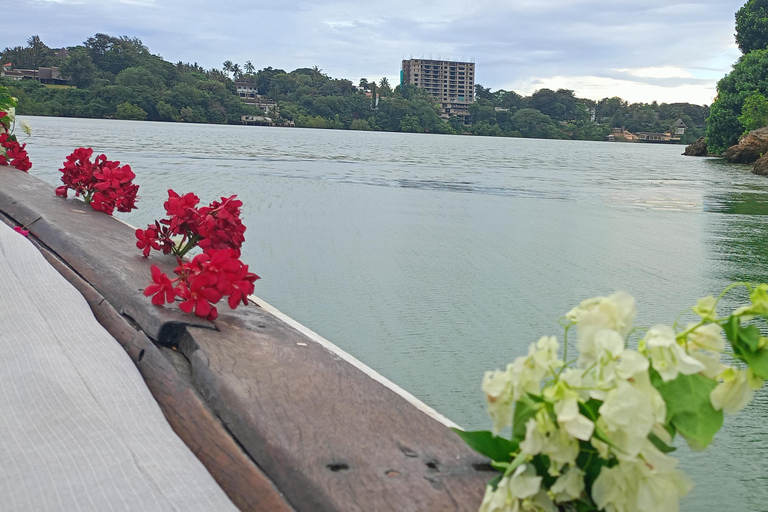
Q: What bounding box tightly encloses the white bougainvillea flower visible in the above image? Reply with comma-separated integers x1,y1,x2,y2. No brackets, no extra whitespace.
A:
524,491,556,512
483,366,515,435
520,417,546,456
631,370,667,425
645,325,705,381
531,336,562,369
686,323,725,352
554,396,594,441
578,328,623,367
692,295,718,322
519,409,579,475
710,367,764,414
581,345,649,401
592,457,692,512
567,292,636,359
509,464,543,500
598,380,656,458
508,336,563,402
543,427,579,474
478,477,511,512
550,466,586,503
615,349,650,380
566,291,636,335
478,463,555,512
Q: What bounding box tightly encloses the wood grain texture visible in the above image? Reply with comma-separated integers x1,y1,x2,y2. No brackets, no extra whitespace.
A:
0,171,490,511
180,306,490,512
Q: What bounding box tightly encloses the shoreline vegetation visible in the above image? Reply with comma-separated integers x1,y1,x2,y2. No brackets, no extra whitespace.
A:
2,34,708,144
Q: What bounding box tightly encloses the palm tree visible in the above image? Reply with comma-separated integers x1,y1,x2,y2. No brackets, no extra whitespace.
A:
379,76,390,89
244,60,255,74
222,60,233,76
232,63,242,79
27,35,46,69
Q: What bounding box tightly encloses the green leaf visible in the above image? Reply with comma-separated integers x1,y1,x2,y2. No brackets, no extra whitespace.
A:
579,399,602,422
723,316,739,345
486,473,503,491
512,397,538,440
740,347,768,379
570,499,600,512
739,325,761,352
654,373,723,450
662,422,677,440
451,429,518,463
647,432,676,453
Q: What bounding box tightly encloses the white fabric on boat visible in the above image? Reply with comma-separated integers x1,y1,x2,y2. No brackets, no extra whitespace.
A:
0,221,238,511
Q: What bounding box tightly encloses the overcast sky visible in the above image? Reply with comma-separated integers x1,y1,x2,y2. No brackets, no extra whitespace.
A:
5,0,747,105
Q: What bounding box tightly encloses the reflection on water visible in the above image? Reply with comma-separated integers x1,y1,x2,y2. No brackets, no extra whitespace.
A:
22,116,768,511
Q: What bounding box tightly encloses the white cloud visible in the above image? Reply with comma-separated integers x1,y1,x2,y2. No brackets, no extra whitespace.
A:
511,75,717,105
614,66,695,79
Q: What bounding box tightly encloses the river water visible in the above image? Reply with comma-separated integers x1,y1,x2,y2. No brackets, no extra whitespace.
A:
20,116,768,510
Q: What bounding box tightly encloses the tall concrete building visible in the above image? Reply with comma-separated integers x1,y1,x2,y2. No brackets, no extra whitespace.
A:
401,59,475,124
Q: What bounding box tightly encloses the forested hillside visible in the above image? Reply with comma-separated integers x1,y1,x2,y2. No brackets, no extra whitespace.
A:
2,34,708,142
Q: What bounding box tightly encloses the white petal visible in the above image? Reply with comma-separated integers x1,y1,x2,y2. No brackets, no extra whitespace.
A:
671,344,706,376
616,349,649,379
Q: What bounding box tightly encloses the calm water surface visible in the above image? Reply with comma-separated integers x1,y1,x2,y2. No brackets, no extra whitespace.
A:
21,116,768,511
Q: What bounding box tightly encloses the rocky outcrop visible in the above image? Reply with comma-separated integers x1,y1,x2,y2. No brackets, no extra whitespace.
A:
754,154,768,175
683,137,709,156
725,126,768,163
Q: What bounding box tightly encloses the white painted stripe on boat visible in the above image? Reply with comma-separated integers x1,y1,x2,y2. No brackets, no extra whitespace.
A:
249,294,462,430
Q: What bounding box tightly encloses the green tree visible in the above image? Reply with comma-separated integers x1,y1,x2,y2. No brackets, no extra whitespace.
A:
707,48,768,153
736,0,768,54
115,101,148,120
474,84,493,101
511,108,562,139
738,92,768,131
60,47,97,88
244,60,255,74
156,100,180,121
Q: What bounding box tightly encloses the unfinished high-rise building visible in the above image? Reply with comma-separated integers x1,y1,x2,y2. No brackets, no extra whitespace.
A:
400,59,475,124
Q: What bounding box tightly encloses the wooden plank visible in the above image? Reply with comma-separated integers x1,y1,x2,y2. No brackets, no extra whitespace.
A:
181,306,489,512
0,215,295,512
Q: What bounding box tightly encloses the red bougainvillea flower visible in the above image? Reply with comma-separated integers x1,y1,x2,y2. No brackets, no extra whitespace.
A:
57,148,139,215
143,247,259,321
138,190,246,260
177,270,223,321
135,226,161,257
196,195,247,255
227,264,259,309
163,190,200,232
0,133,32,172
143,265,179,306
12,226,29,237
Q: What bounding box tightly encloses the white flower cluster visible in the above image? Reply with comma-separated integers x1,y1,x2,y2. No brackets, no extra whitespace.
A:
476,288,768,512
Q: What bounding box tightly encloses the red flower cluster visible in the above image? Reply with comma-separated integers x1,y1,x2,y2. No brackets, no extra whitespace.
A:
144,249,259,321
0,132,31,172
55,147,139,215
135,190,246,258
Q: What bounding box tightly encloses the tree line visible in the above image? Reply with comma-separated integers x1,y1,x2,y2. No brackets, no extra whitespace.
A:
707,0,768,154
1,33,707,142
